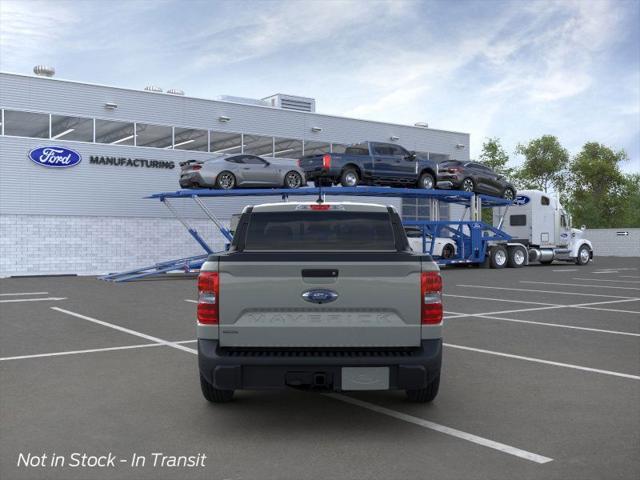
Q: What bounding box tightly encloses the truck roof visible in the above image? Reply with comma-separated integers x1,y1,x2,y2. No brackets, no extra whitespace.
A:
246,202,393,213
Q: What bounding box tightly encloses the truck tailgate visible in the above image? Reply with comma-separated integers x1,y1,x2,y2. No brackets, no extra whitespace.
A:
218,255,421,347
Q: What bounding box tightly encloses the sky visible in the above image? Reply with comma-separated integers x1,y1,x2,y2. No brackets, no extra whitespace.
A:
1,0,638,172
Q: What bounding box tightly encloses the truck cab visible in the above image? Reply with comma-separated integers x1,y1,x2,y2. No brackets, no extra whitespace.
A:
494,190,593,265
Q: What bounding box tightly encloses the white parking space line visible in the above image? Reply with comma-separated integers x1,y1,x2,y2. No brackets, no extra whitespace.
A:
184,299,197,304
620,275,640,279
0,297,66,303
573,278,640,284
456,284,639,299
51,307,197,354
326,394,553,464
445,343,640,380
0,340,197,362
445,312,640,337
444,294,558,306
0,292,49,296
552,269,579,272
445,298,640,319
522,281,640,291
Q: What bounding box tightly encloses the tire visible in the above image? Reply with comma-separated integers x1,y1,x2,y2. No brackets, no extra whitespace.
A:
507,246,526,268
284,171,303,189
406,374,440,403
490,245,508,269
340,168,359,187
442,243,455,259
503,187,515,201
576,245,591,265
200,374,234,403
216,171,236,190
461,177,475,192
418,172,435,190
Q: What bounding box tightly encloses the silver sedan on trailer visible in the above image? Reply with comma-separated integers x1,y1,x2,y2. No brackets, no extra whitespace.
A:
179,154,307,189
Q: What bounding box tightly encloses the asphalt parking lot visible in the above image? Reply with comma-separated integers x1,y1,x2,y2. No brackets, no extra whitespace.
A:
1,257,639,480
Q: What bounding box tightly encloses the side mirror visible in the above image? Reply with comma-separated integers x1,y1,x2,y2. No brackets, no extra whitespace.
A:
406,151,416,160
581,225,586,231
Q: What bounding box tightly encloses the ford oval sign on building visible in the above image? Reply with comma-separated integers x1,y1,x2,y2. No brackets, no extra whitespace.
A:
28,146,82,168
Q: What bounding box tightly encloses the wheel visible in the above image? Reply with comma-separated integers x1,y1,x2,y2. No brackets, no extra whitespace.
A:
340,168,359,187
284,171,303,189
216,171,236,190
442,243,455,259
490,245,508,269
418,172,435,190
507,246,526,268
576,245,591,265
200,374,234,403
461,177,475,192
503,187,515,201
406,374,440,403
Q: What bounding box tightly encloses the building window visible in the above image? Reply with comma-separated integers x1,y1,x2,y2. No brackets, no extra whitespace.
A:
273,137,303,159
51,114,93,142
244,134,274,156
210,131,243,154
304,140,331,156
3,110,49,138
95,119,135,145
173,127,208,151
135,123,173,149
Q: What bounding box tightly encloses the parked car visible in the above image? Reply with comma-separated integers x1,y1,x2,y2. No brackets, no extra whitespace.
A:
179,154,306,189
405,226,456,258
437,160,516,199
298,141,440,189
196,201,443,403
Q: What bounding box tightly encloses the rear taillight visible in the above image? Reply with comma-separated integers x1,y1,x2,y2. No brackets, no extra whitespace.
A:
421,271,443,325
192,165,202,171
297,159,301,167
197,272,219,324
448,167,460,173
309,204,331,211
322,154,331,169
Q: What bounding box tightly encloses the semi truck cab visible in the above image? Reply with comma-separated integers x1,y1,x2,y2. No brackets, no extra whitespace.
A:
494,190,593,265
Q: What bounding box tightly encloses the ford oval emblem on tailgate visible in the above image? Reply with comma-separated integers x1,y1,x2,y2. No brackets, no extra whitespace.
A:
302,289,338,304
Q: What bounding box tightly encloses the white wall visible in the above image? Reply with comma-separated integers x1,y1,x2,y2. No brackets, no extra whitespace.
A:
0,215,229,277
586,228,640,257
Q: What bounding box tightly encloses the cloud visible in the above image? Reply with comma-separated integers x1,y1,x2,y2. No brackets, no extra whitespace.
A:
0,0,78,68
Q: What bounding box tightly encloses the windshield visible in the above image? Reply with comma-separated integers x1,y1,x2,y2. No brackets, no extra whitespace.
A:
242,211,397,251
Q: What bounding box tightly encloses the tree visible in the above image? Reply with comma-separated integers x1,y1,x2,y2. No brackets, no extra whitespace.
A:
515,135,569,193
566,142,633,228
479,137,513,177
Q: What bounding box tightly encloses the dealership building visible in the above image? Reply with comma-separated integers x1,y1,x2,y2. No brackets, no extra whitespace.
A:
0,69,470,277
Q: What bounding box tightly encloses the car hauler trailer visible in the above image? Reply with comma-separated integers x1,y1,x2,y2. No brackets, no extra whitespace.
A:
100,186,593,282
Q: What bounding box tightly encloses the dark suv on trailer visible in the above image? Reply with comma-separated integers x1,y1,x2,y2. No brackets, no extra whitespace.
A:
437,160,516,199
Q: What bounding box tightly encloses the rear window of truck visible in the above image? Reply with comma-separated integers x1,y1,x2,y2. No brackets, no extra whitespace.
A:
243,211,397,251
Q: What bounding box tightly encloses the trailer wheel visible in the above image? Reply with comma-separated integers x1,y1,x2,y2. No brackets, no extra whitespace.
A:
576,245,591,265
507,246,526,268
490,245,508,269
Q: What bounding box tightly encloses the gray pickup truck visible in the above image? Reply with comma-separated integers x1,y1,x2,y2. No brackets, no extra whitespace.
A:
196,201,443,403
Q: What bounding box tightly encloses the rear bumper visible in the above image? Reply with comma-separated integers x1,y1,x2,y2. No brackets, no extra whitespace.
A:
179,172,207,188
198,339,442,391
